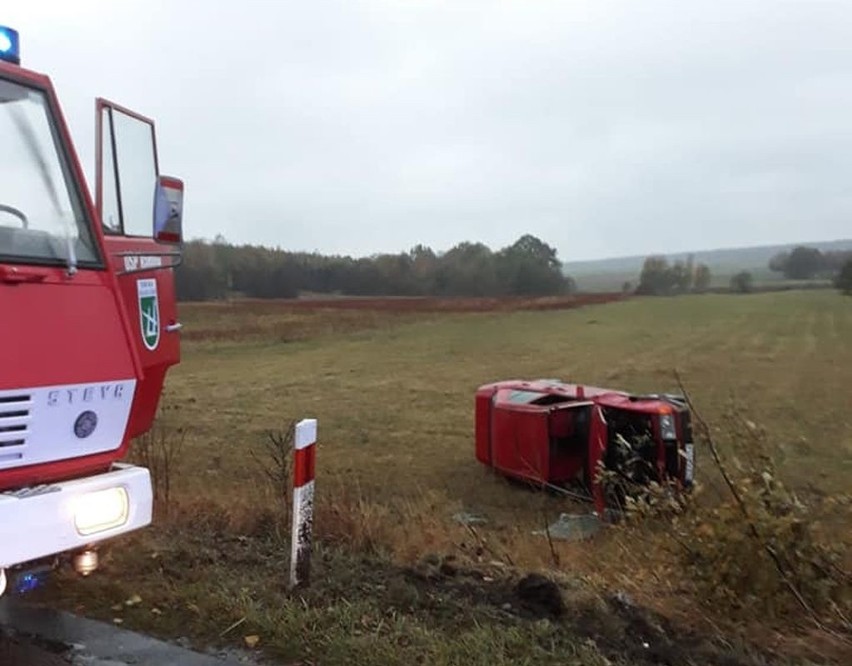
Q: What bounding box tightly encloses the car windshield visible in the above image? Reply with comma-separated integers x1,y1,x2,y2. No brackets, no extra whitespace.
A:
0,77,98,266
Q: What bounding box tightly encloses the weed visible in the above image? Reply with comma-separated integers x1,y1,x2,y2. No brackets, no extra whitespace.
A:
603,377,852,643
250,421,295,521
129,425,186,516
677,396,852,629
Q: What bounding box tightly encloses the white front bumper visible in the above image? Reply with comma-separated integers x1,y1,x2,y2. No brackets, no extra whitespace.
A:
0,463,153,569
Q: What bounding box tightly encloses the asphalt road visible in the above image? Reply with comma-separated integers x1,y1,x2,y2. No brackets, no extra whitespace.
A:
0,633,72,665
0,598,254,665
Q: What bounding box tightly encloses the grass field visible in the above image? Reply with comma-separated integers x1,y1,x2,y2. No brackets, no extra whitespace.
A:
35,291,852,665
169,290,851,501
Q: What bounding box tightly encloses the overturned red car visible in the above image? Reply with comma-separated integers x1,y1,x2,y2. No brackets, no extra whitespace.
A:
475,379,695,514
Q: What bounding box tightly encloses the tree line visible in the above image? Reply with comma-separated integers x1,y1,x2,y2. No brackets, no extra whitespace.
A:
768,245,852,295
175,234,576,301
768,246,852,281
636,255,713,295
637,245,852,296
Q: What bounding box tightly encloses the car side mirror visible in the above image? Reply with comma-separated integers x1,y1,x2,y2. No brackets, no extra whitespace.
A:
153,176,184,244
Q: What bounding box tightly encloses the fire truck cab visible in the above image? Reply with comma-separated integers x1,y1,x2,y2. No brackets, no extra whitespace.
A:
0,26,183,596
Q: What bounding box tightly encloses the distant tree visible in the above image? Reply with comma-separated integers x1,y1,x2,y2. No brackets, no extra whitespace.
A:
782,246,823,280
670,260,693,293
175,240,229,301
823,250,852,274
683,254,696,291
768,251,790,274
409,244,437,294
636,256,674,295
693,264,712,293
495,234,570,296
435,241,498,296
622,280,633,294
730,271,754,294
768,246,852,280
836,258,852,295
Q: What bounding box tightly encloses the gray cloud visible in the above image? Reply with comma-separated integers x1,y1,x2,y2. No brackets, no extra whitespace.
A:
8,0,852,260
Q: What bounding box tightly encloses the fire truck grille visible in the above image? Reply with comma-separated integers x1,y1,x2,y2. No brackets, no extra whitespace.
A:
0,395,31,449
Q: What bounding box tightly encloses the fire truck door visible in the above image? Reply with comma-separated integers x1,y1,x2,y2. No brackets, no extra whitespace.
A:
94,99,181,437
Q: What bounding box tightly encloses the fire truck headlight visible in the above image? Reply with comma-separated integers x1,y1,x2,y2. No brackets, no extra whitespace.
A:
659,413,677,440
74,487,129,536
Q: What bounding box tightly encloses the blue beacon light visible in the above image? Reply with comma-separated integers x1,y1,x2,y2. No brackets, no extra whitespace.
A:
15,571,43,594
0,25,21,65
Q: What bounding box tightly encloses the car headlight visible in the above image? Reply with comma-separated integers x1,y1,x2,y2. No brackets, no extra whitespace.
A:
659,413,677,440
74,487,129,536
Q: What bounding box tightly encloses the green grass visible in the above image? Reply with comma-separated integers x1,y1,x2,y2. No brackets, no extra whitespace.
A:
33,291,852,665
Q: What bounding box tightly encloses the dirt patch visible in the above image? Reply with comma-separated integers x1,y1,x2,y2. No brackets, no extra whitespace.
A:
396,554,775,666
571,593,769,666
514,573,566,618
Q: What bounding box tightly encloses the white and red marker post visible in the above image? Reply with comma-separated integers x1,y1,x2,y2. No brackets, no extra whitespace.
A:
290,418,317,589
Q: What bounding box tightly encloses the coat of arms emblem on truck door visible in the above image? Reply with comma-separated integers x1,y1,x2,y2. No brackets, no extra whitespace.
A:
137,279,160,351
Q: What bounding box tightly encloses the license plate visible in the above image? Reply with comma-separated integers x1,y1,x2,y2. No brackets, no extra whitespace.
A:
683,443,695,482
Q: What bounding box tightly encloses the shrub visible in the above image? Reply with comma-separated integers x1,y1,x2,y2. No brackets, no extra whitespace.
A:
730,271,754,294
682,465,849,619
131,425,186,516
250,421,295,520
604,382,852,629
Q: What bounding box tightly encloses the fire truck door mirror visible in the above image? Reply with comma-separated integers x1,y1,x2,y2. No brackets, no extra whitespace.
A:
154,176,183,244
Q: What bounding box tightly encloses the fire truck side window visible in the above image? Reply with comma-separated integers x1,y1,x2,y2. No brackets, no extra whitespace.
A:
100,107,158,238
0,78,99,266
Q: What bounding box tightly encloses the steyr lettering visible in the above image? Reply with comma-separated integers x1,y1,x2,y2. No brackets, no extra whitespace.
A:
47,384,126,406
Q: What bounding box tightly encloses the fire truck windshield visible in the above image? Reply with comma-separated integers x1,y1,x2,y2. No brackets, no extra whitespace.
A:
0,77,98,267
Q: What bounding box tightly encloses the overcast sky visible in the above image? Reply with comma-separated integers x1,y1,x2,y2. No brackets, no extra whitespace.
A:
7,1,852,261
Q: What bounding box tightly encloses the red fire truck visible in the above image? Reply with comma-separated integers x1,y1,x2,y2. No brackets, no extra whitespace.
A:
0,26,183,596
